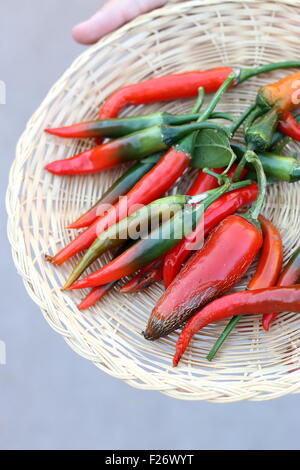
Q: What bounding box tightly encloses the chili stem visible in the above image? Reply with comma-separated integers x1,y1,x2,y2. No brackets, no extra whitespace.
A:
198,73,236,123
244,151,266,220
192,87,205,113
233,155,247,182
203,168,227,185
238,61,300,83
210,112,234,121
207,315,242,361
230,104,256,136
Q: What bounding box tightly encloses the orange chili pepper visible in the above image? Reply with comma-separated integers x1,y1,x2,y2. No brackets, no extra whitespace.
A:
258,70,300,112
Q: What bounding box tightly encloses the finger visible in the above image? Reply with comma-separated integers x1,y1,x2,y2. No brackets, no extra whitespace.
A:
72,0,170,45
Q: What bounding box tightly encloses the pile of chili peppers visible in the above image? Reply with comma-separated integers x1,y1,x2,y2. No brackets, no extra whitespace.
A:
45,61,300,366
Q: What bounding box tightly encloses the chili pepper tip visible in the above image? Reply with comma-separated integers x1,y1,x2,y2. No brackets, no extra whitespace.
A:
262,320,271,332
45,254,54,263
68,279,86,290
45,161,65,175
173,356,179,367
44,128,59,136
77,303,86,311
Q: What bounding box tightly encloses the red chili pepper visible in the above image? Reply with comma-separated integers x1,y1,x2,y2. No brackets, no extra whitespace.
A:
188,168,224,196
145,214,263,340
120,259,163,293
98,69,234,121
278,111,300,142
163,174,253,289
98,62,300,121
249,215,283,289
77,283,114,310
262,245,300,331
206,215,283,360
173,286,300,366
46,147,190,265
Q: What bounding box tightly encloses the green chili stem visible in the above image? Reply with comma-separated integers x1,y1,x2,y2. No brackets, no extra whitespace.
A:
189,179,252,205
198,73,236,123
173,88,206,155
230,104,256,136
238,61,300,84
244,150,267,220
233,155,246,182
243,106,265,134
192,87,205,113
222,179,251,192
207,315,242,361
202,168,224,181
210,112,235,121
176,76,234,158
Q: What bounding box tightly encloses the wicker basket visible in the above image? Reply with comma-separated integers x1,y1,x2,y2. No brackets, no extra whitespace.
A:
7,0,300,402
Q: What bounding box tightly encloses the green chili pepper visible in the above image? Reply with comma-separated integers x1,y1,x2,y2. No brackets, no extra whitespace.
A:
45,112,202,139
244,107,281,152
45,120,231,176
231,142,300,182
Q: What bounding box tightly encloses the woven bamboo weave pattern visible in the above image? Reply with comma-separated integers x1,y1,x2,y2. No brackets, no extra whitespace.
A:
7,0,300,401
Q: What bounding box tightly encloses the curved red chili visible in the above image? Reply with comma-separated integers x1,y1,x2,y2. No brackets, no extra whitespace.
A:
206,215,283,361
98,68,234,120
262,245,300,330
145,214,263,340
173,285,300,366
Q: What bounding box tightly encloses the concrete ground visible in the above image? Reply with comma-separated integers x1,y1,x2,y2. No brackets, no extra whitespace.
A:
1,0,300,450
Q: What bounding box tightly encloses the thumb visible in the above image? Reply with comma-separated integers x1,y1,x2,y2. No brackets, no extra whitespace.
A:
72,0,172,45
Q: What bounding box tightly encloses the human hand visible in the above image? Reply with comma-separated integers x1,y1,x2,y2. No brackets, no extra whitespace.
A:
72,0,178,45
